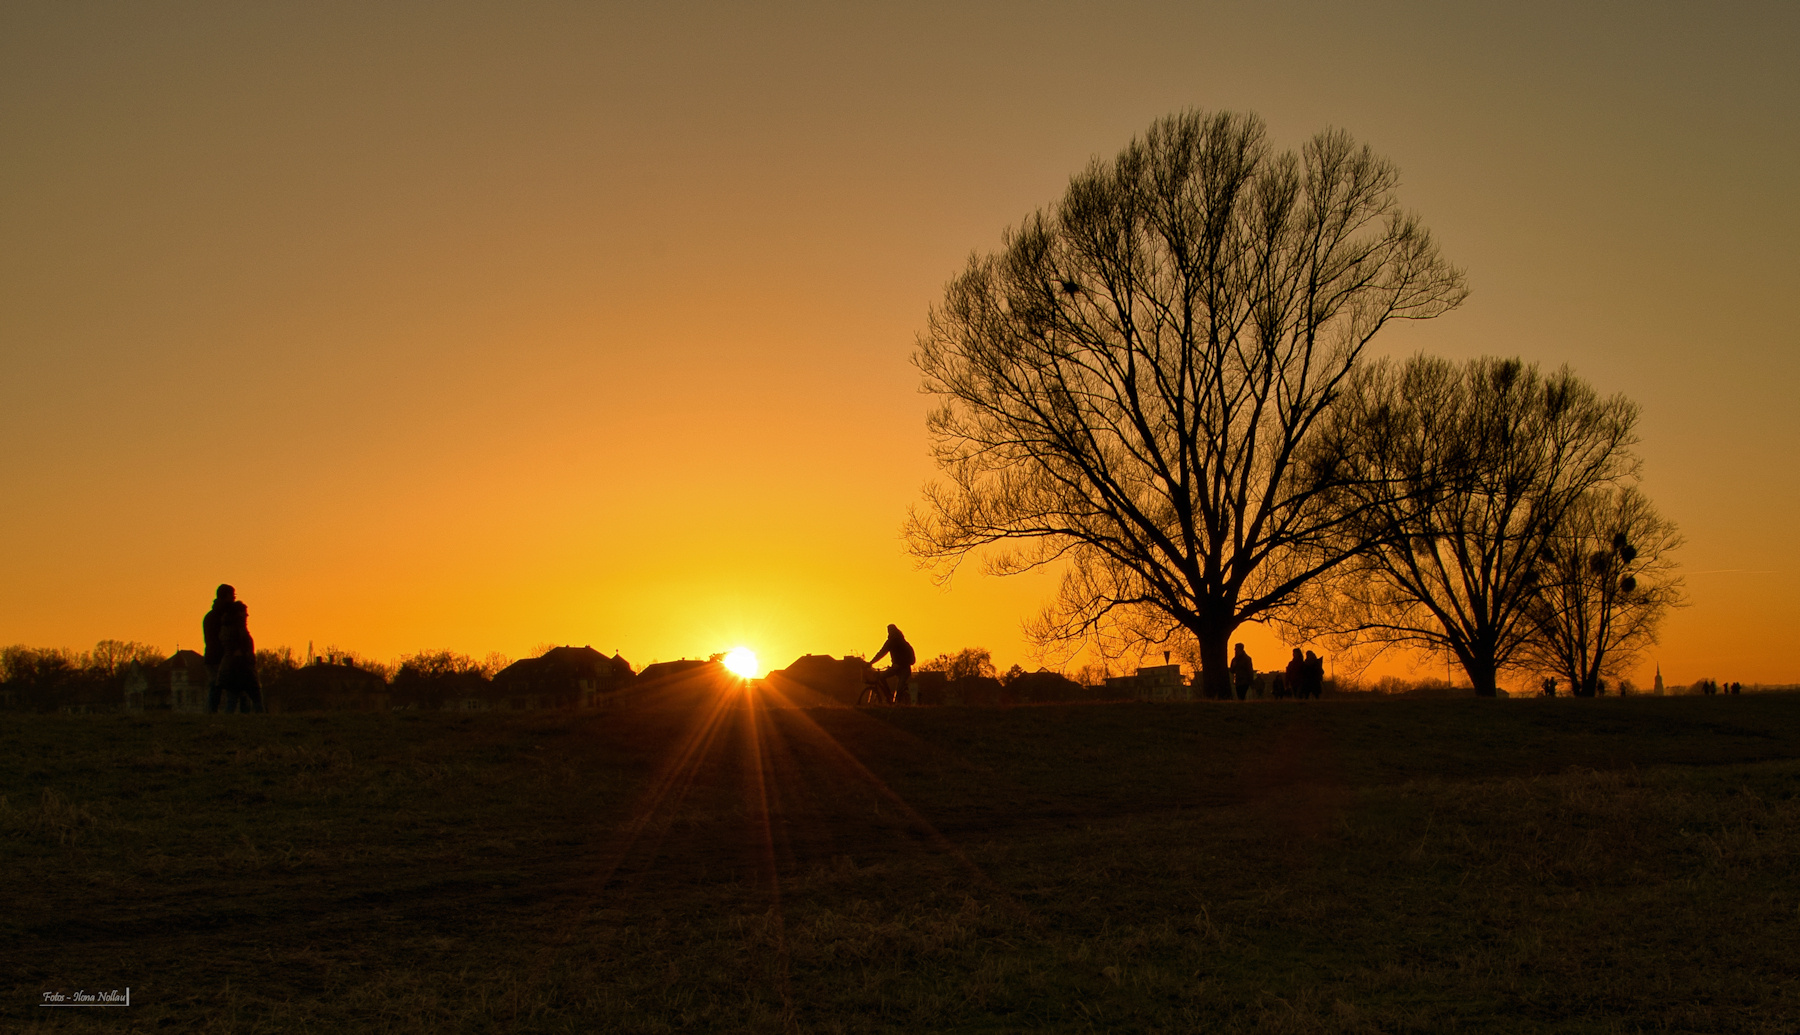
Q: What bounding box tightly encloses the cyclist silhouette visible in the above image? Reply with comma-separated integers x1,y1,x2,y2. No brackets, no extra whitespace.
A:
870,624,916,705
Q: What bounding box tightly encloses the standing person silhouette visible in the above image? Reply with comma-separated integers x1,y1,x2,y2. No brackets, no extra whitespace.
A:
203,584,263,714
1285,648,1307,702
1304,650,1325,698
870,624,916,705
1230,643,1256,700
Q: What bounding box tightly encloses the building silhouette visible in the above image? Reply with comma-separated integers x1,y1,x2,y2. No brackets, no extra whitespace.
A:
121,650,210,712
1106,664,1190,701
489,646,634,709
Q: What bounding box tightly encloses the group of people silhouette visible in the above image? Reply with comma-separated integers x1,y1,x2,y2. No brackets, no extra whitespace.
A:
1229,643,1325,700
859,632,1327,706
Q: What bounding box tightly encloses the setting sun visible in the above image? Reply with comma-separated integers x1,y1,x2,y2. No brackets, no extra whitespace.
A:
723,647,759,679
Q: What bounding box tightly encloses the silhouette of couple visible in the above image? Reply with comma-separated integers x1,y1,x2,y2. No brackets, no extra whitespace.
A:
1285,648,1325,699
204,584,264,713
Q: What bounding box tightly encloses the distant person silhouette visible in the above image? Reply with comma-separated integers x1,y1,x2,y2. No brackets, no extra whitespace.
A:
1285,648,1306,702
1304,651,1325,698
1230,643,1255,701
203,584,263,714
870,624,916,706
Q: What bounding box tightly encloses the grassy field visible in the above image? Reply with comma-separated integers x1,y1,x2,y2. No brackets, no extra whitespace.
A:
8,680,1800,1033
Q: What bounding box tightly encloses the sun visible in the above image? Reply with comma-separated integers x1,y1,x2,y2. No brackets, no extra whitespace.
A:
722,647,759,679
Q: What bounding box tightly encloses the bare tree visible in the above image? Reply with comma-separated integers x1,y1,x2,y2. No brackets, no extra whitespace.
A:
1523,487,1683,696
908,110,1466,697
84,639,163,677
1304,356,1639,696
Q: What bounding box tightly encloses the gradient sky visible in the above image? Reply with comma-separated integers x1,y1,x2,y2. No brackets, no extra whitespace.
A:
4,2,1796,687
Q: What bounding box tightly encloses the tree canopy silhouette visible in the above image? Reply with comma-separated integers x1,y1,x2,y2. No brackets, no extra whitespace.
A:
917,647,997,682
907,110,1467,696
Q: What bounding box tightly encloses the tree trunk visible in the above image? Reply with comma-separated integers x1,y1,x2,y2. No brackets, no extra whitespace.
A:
1199,627,1232,700
1466,657,1500,698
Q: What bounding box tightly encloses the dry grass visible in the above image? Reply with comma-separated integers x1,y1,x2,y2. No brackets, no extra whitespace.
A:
8,691,1800,1032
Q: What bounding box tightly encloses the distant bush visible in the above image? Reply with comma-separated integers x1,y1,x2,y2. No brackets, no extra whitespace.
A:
1336,675,1472,699
918,648,996,682
391,650,495,710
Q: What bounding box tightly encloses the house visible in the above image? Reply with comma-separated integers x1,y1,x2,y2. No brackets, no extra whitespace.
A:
633,658,715,686
169,650,210,712
1004,669,1087,703
1105,664,1190,701
766,654,871,705
488,646,633,710
122,650,210,712
122,664,148,711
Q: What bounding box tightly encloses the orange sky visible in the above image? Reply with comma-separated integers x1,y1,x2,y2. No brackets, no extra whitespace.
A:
3,2,1796,689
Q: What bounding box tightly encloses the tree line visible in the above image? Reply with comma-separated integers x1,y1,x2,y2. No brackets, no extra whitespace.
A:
0,640,168,712
0,645,515,713
907,109,1683,697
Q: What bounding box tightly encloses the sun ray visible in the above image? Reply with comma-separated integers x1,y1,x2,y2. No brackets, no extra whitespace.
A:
741,677,794,1016
750,676,1030,920
580,675,741,889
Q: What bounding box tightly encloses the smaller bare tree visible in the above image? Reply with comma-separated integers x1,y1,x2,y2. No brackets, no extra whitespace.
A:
1523,487,1683,696
1300,356,1639,696
84,639,163,677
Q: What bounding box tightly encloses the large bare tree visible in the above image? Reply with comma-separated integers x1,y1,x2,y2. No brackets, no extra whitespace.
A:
1305,356,1640,695
906,111,1467,697
1523,486,1683,696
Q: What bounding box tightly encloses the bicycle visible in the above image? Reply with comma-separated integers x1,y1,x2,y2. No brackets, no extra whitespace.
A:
857,666,897,706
